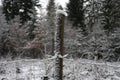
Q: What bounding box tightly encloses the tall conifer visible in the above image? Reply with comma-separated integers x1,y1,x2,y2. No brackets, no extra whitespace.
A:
101,0,120,35
67,0,87,35
46,0,56,54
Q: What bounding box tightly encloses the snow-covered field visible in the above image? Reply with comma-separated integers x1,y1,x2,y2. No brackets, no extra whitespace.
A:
0,59,120,80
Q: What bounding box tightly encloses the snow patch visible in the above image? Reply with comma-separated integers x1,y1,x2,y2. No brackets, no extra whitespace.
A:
19,9,24,13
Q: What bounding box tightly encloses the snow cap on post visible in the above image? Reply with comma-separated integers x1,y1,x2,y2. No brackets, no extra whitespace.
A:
56,5,67,16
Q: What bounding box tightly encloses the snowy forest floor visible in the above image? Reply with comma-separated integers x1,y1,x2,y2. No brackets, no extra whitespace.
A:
0,58,120,80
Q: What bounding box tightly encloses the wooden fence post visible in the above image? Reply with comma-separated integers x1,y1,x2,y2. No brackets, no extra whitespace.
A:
54,8,65,80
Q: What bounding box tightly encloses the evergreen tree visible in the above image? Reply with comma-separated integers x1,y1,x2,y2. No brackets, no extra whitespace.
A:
2,0,18,21
101,0,120,35
85,0,102,33
2,0,40,25
46,0,56,54
67,0,87,35
27,0,41,39
2,0,40,39
47,0,56,19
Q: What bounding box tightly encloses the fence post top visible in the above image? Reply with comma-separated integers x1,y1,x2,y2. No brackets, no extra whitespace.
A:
56,5,67,16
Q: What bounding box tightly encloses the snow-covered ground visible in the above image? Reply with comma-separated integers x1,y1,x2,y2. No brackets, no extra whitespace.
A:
0,59,120,80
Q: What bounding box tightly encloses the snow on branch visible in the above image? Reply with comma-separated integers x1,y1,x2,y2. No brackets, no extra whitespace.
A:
58,54,68,59
19,9,24,13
